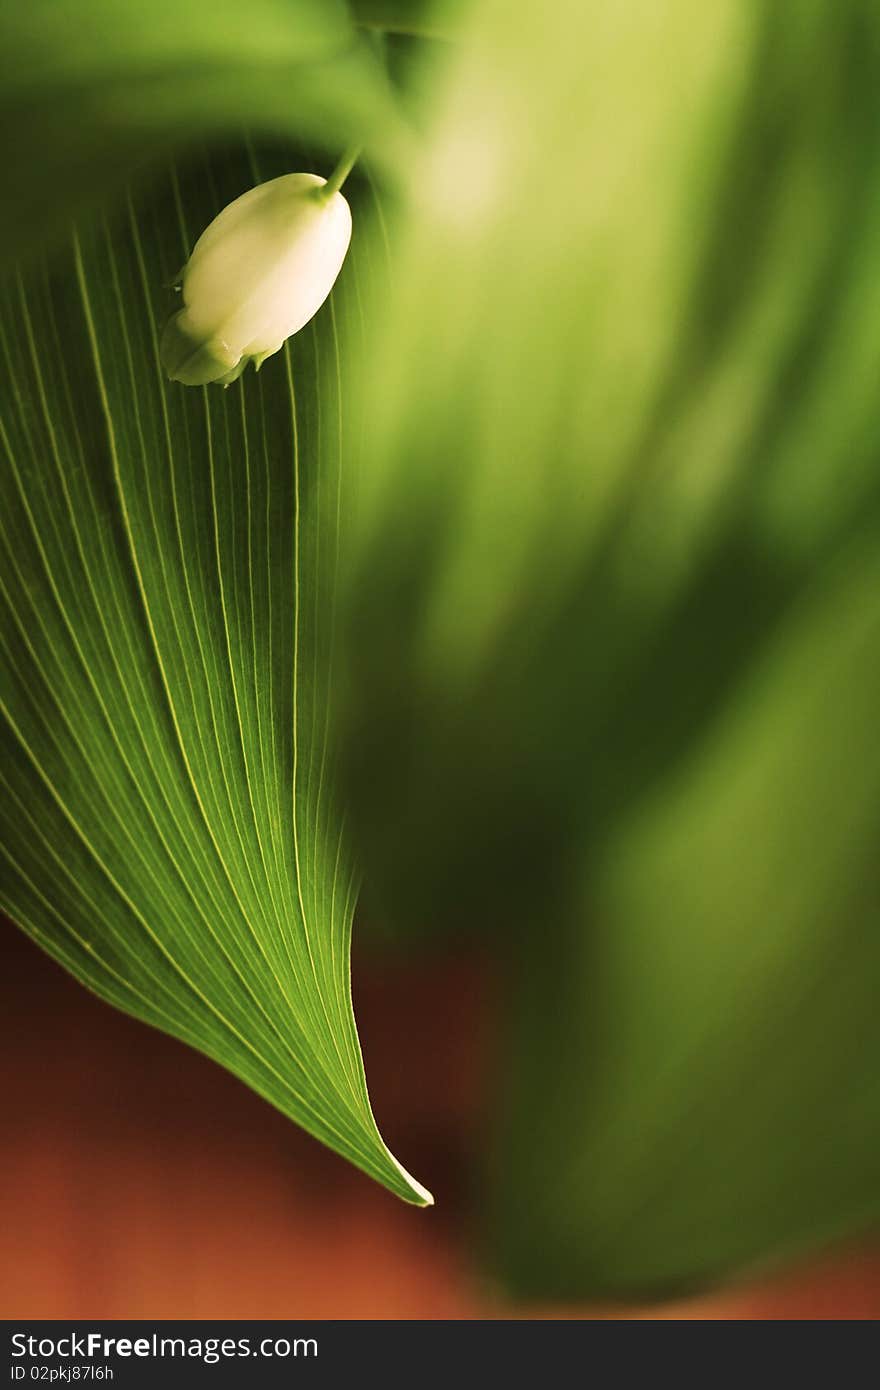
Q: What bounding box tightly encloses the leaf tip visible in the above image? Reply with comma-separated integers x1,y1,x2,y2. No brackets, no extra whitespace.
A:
389,1152,434,1207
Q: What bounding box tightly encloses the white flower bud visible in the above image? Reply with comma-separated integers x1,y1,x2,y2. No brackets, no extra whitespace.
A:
161,172,352,387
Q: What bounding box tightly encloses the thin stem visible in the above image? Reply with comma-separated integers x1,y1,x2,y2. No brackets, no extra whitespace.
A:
321,146,362,199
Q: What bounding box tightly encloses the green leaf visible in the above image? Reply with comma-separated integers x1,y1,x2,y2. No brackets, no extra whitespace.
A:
339,0,880,1289
1,0,403,266
0,139,430,1207
490,534,880,1296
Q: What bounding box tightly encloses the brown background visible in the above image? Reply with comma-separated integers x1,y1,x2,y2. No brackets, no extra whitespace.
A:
2,927,878,1319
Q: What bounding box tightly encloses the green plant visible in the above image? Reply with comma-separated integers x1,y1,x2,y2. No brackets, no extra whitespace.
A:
2,0,879,1300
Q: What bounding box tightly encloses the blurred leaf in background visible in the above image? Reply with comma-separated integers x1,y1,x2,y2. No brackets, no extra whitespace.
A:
0,0,402,265
340,0,880,1292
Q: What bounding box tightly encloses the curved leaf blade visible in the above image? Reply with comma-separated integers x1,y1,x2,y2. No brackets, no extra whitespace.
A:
0,141,430,1206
